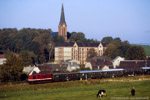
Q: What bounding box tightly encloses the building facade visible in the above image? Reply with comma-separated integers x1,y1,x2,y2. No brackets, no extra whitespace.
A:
55,42,107,64
58,4,67,41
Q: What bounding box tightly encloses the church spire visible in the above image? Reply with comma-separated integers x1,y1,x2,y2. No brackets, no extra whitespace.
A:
58,4,67,41
59,4,67,26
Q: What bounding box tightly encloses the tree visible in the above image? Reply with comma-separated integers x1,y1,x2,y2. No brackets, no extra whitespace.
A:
125,46,146,60
25,41,41,55
16,39,23,52
101,37,113,45
48,42,55,61
19,51,37,66
52,35,65,46
69,32,86,42
87,48,97,59
0,52,24,82
104,43,121,59
117,42,131,57
111,37,122,47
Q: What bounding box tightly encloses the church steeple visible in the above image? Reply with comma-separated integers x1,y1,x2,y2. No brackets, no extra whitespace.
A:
58,4,67,41
59,4,67,26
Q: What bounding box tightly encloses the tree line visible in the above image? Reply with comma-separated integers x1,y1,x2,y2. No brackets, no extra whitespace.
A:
0,28,99,65
0,28,147,65
101,37,146,60
0,28,147,82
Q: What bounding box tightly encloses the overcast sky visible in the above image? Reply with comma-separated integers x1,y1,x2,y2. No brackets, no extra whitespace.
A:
0,0,150,44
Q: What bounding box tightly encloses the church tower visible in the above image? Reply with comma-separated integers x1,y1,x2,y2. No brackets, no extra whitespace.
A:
58,4,67,41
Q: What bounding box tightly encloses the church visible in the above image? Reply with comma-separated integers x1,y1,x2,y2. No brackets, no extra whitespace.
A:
54,4,107,64
51,4,68,41
58,4,67,41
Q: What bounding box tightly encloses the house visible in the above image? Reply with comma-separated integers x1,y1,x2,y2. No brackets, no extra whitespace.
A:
55,42,107,64
23,65,40,75
0,54,6,65
119,60,150,75
61,60,80,72
113,56,125,68
85,56,113,70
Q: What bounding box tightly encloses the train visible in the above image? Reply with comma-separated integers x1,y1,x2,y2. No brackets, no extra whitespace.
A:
28,68,150,84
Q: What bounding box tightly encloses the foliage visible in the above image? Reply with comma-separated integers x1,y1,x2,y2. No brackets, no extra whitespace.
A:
87,48,97,59
117,41,131,57
0,52,24,82
0,28,53,64
101,36,113,45
69,32,86,42
104,43,120,59
19,51,37,66
111,37,122,47
0,28,100,64
125,46,146,60
52,35,65,46
132,44,150,56
102,36,132,59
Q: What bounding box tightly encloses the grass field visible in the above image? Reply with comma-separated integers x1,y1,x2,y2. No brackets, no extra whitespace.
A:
0,75,150,100
141,45,150,56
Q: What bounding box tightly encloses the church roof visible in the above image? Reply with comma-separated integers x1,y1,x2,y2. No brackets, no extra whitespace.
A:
77,43,100,47
56,42,74,47
59,4,67,26
56,42,107,47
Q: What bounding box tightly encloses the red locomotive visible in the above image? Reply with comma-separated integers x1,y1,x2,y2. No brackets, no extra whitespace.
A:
28,73,52,84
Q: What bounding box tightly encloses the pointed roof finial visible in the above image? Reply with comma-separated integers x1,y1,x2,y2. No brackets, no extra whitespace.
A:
59,3,67,26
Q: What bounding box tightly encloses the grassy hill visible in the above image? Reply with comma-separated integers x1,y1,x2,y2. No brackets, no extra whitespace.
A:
141,45,150,56
0,75,150,100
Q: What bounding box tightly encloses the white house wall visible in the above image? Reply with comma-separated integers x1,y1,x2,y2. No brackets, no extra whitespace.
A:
0,58,6,65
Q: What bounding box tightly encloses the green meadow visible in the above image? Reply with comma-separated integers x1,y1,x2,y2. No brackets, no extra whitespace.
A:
0,75,150,100
141,45,150,56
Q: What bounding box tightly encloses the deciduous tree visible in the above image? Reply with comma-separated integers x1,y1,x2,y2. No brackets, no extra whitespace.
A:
0,52,24,82
19,51,37,66
101,37,113,45
125,46,146,60
87,48,97,59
